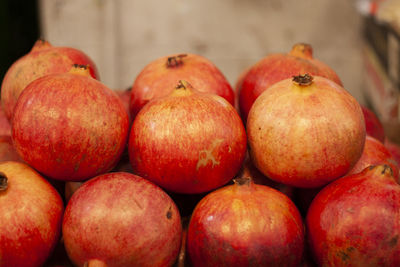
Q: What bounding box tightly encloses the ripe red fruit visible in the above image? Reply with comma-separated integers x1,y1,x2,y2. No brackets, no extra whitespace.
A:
0,108,11,136
62,172,182,267
129,53,234,118
187,177,305,267
306,164,400,266
385,139,400,166
1,40,99,121
247,74,365,188
361,105,385,142
0,161,64,267
347,135,399,179
129,80,247,194
12,65,129,181
238,43,343,123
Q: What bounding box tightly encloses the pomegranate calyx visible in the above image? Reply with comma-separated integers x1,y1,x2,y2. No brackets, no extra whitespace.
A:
290,43,313,59
0,172,8,191
31,39,52,52
176,80,193,91
166,54,187,68
233,176,252,187
293,73,313,86
69,64,91,76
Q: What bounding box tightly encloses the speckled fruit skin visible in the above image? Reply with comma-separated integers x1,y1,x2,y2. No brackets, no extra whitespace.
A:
385,139,400,167
129,81,247,194
247,75,365,188
306,165,400,266
0,161,64,267
347,135,399,180
1,40,99,121
238,43,342,123
0,135,23,162
62,172,182,267
187,178,305,267
129,53,234,118
11,65,129,181
361,105,385,143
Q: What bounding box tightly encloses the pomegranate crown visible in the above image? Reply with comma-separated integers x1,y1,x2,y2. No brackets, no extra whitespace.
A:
292,73,313,86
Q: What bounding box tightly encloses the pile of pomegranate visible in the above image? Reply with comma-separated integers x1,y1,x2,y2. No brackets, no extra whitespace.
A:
0,41,399,267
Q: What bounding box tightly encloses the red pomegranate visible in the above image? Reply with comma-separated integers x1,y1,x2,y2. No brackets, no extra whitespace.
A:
238,43,342,123
306,164,400,266
129,80,247,194
129,53,234,118
347,135,399,179
187,177,305,267
361,105,385,142
1,40,99,121
115,87,132,123
0,161,64,267
62,172,182,267
12,65,129,181
247,74,365,188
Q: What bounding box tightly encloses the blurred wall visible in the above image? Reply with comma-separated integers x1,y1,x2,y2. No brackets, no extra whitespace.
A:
39,0,365,103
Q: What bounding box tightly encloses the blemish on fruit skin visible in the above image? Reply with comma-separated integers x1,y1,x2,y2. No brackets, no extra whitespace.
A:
196,139,224,171
166,207,173,219
389,235,398,247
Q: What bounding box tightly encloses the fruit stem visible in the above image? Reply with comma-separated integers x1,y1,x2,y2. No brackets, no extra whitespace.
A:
166,54,187,68
233,176,252,187
289,43,313,59
292,74,313,86
0,172,8,191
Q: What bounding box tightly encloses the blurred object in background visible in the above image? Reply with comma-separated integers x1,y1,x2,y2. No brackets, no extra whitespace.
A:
39,0,365,103
0,0,40,84
360,0,400,144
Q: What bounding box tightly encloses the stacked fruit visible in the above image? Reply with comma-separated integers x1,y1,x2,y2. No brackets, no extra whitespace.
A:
0,41,399,267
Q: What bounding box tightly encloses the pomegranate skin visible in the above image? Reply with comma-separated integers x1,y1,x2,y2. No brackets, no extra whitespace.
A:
1,40,99,121
129,81,247,194
347,135,399,179
12,66,129,181
129,53,234,118
306,165,400,266
238,43,342,123
62,172,182,267
0,161,64,267
0,135,23,162
247,75,365,188
187,178,305,267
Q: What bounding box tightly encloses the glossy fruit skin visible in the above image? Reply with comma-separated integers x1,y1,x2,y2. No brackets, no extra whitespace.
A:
238,43,342,123
385,139,400,167
0,161,64,267
12,66,129,181
62,172,182,267
1,40,99,121
129,53,234,118
129,81,247,194
306,165,400,266
187,178,305,267
347,135,399,180
361,105,385,143
247,75,365,188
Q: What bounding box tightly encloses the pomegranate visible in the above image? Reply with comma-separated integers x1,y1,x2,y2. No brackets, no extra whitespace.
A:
129,80,247,194
238,43,342,123
12,65,129,181
247,74,365,188
0,135,23,162
361,105,385,142
129,53,234,118
0,161,64,267
62,172,182,267
306,164,400,266
1,40,99,121
187,177,305,267
347,135,399,179
115,87,132,124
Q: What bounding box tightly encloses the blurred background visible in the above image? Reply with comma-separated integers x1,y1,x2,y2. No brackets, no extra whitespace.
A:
1,0,400,140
